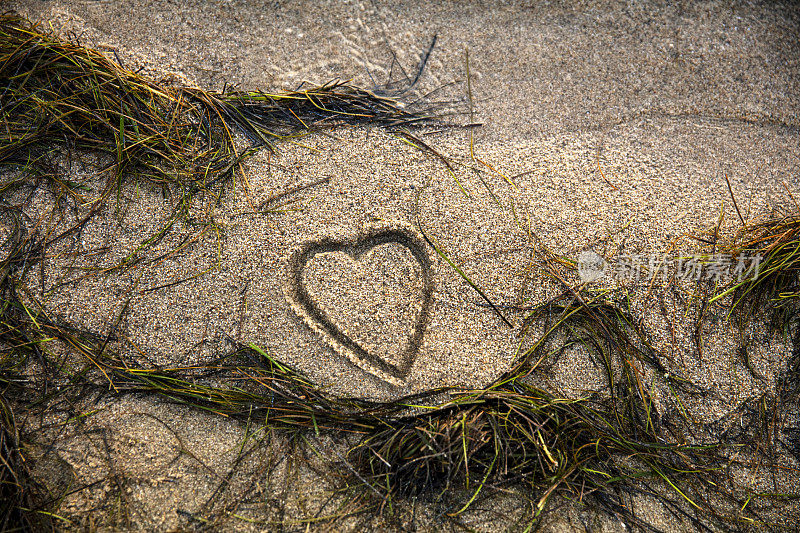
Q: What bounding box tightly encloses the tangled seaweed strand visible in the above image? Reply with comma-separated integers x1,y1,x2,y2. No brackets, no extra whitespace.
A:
0,13,444,530
1,12,798,532
0,13,435,190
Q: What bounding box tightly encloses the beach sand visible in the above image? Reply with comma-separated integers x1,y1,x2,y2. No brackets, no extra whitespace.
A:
5,0,800,530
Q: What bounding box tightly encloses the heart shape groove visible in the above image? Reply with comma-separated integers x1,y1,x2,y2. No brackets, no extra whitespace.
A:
284,225,434,386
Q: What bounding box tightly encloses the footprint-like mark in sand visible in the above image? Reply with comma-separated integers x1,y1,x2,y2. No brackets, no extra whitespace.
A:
284,225,434,386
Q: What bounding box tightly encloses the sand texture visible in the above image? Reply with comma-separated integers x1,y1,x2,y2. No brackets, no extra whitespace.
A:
4,0,800,531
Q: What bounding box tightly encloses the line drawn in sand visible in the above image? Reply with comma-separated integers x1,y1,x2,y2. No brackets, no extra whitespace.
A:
284,224,434,387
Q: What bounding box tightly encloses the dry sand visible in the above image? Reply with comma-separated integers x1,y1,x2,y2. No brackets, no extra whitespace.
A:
5,0,800,530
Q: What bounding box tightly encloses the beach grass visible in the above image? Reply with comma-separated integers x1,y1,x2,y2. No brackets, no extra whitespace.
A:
1,12,799,532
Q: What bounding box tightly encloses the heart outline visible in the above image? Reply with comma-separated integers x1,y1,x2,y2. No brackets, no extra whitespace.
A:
284,224,434,387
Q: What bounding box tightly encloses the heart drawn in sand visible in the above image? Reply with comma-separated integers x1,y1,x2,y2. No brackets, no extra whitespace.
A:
284,225,434,386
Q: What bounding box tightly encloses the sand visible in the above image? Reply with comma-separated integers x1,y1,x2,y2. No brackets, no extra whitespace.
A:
4,0,800,530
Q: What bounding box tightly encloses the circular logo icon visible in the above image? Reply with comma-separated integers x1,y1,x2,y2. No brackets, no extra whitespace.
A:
577,251,607,282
